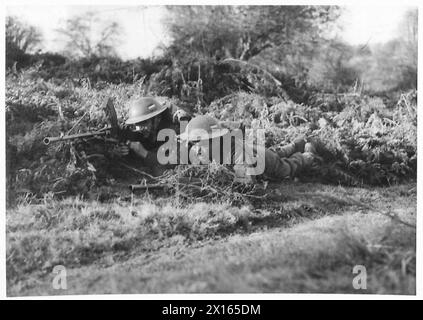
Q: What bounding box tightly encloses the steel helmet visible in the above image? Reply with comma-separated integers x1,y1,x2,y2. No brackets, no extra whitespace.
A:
125,97,167,125
179,115,229,141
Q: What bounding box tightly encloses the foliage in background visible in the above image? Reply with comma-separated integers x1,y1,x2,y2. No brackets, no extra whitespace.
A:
55,12,122,58
6,16,42,53
6,16,43,69
346,8,417,93
164,6,340,61
6,7,418,96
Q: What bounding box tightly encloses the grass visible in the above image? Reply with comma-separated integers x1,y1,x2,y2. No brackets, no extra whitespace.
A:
5,55,417,297
6,181,416,296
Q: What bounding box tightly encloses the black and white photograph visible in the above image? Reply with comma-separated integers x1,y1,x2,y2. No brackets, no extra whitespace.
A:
3,1,418,299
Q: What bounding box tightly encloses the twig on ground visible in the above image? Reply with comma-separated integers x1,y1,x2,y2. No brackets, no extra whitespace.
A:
67,111,88,135
118,162,157,180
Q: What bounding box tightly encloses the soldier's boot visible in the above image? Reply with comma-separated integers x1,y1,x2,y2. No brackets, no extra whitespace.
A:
273,136,306,158
292,136,307,153
306,138,334,159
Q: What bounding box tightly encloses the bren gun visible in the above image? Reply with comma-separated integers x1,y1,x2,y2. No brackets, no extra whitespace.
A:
43,97,133,145
43,127,110,145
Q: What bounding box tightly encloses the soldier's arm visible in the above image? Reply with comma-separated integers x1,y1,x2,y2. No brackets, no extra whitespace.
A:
128,141,150,160
169,103,193,123
129,142,176,170
143,148,161,167
220,120,245,131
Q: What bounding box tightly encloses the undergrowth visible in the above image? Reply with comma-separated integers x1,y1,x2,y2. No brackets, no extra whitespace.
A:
6,69,417,207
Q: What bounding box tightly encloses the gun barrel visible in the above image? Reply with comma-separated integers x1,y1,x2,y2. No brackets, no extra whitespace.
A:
43,131,108,145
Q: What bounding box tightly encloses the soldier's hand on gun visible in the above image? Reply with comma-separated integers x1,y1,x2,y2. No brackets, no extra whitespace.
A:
190,143,210,164
173,109,190,123
128,141,148,158
113,143,130,157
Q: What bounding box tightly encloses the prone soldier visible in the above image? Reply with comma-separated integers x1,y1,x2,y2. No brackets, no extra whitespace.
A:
112,97,191,176
177,115,323,182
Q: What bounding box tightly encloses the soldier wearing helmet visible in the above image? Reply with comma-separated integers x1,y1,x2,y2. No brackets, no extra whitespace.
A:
179,115,322,182
113,97,191,175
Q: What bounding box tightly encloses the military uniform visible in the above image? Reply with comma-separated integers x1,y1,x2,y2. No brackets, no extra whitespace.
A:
262,141,314,181
118,97,191,176
225,137,315,182
179,115,317,182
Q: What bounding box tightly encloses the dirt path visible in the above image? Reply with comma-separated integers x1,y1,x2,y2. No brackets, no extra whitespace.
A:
7,183,416,296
